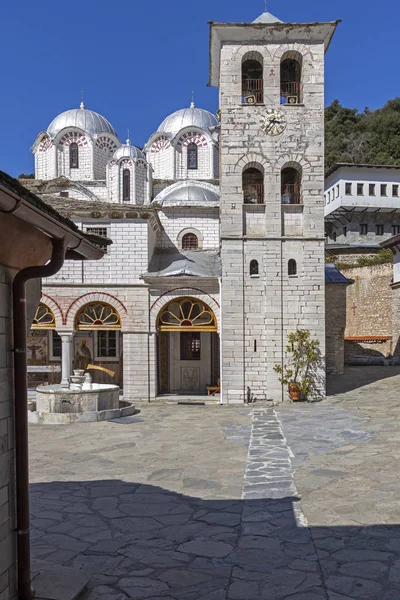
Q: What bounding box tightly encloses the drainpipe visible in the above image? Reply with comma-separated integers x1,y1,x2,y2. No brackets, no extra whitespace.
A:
12,238,66,600
218,276,223,405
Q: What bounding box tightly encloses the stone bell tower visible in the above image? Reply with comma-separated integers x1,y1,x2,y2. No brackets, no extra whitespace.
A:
209,11,340,403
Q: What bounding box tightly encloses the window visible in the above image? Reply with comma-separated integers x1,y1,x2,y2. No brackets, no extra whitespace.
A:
77,302,121,330
243,167,264,204
69,143,79,169
281,165,301,204
332,231,337,242
280,54,302,104
182,233,198,250
97,330,117,358
158,299,217,331
357,183,364,196
393,225,400,235
369,184,376,196
328,191,331,203
345,183,352,195
250,260,259,276
343,226,347,237
60,191,69,198
122,169,130,201
393,185,399,197
85,227,108,253
360,224,368,235
187,143,198,170
50,331,62,360
336,185,340,198
381,184,387,196
180,332,201,361
288,259,297,276
242,55,263,104
376,224,384,236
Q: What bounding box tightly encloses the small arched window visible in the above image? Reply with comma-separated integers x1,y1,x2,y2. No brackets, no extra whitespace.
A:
242,54,263,104
182,233,199,250
123,169,130,201
69,143,79,169
187,143,198,170
250,260,259,276
288,259,297,276
280,53,303,104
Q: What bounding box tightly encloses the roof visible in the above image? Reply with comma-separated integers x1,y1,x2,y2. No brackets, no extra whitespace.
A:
113,141,145,161
325,162,400,179
47,103,118,139
325,263,354,285
152,181,219,207
380,234,400,249
326,243,381,255
145,250,221,278
252,11,282,23
157,104,219,137
0,171,111,258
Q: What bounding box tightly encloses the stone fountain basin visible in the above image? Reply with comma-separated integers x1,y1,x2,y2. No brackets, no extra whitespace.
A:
30,384,136,424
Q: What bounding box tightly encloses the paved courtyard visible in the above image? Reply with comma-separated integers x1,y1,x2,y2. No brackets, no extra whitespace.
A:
29,367,400,599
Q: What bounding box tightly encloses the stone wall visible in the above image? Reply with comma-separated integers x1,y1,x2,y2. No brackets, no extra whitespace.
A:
343,263,393,360
0,264,16,600
325,283,347,375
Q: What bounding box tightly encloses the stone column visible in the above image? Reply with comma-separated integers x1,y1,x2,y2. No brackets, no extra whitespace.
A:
60,332,74,385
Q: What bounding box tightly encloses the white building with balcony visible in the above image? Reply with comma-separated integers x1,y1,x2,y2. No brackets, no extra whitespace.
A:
325,163,400,248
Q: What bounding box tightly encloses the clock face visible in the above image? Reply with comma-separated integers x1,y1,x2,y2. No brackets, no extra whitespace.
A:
260,109,287,136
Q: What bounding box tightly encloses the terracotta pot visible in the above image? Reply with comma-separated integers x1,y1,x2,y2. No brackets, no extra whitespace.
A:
288,384,301,401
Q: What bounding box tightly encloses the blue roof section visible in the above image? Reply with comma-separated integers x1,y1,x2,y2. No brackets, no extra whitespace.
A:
325,263,354,285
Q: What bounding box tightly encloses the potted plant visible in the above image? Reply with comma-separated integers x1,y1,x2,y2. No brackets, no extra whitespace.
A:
274,330,321,401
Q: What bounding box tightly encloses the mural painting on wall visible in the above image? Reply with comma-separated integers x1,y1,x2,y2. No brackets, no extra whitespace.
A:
27,332,48,366
73,332,94,370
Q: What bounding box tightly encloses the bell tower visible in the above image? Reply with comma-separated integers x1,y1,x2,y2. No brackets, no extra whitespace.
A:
209,11,340,403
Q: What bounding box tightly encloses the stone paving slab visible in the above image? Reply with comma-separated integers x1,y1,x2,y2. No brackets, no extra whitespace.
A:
28,373,400,599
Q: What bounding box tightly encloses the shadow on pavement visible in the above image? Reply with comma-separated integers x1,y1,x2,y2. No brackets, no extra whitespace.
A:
30,479,400,600
327,365,400,396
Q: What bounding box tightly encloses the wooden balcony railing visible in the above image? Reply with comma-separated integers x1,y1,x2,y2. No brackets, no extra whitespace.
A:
280,82,303,104
242,79,264,104
281,184,302,205
243,184,264,205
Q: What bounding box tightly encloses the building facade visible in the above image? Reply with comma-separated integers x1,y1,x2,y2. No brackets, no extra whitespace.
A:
24,10,340,403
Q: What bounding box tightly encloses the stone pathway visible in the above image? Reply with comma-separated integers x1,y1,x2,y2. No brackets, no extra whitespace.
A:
28,370,400,599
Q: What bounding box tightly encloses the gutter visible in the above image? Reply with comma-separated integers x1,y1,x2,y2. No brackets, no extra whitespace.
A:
0,183,104,261
12,239,66,600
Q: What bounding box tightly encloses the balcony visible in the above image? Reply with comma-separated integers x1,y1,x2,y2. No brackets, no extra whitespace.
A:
243,184,264,205
281,184,301,205
242,79,264,105
280,82,302,105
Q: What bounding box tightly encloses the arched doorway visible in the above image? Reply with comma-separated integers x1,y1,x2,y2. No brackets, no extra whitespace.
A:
75,302,122,385
157,297,219,395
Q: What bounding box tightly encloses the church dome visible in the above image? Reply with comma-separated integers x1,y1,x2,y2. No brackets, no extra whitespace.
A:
113,140,145,161
47,102,118,139
157,103,219,137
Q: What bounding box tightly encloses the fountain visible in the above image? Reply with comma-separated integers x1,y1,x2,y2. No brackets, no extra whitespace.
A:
29,369,136,424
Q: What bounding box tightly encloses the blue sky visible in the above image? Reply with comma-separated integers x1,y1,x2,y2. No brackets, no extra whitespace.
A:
1,0,398,177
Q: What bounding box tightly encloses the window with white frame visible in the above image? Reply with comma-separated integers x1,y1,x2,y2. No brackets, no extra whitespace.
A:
345,182,352,195
85,227,108,253
49,330,62,360
369,183,376,196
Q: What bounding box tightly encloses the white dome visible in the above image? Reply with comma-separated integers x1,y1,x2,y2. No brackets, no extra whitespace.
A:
158,103,219,137
47,103,118,139
113,140,145,161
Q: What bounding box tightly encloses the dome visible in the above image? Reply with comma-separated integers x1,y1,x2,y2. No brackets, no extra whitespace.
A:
158,103,219,137
153,181,220,207
113,140,145,161
47,102,118,139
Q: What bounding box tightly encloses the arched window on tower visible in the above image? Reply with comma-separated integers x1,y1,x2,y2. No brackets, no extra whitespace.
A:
281,165,302,205
280,53,303,104
182,233,199,250
243,166,264,204
69,143,79,169
187,143,198,170
288,259,297,276
250,260,259,276
122,169,131,201
242,53,263,104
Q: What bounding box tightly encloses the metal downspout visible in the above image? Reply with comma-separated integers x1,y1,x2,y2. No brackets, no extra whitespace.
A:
12,238,66,600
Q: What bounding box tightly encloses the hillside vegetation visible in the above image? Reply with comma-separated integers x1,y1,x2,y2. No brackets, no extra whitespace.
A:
325,98,400,170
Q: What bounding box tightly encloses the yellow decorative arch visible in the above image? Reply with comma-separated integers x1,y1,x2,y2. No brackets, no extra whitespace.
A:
31,303,56,330
158,297,217,332
76,302,121,331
